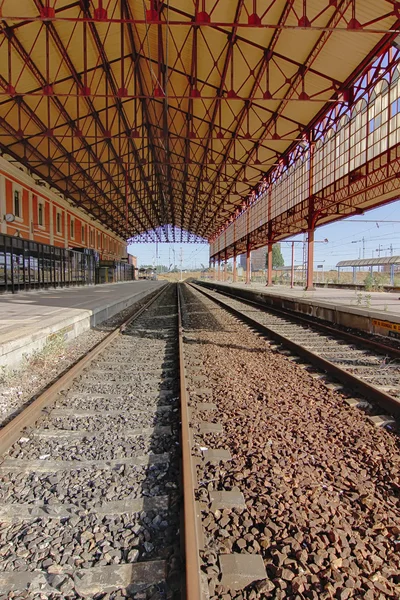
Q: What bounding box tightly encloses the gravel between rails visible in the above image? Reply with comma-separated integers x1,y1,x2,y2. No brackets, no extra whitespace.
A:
0,287,163,428
0,284,181,600
194,285,400,404
181,283,400,600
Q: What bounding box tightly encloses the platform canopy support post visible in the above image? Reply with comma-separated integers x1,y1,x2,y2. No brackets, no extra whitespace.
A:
233,245,237,283
291,242,295,289
217,255,221,281
306,227,315,291
224,249,228,282
353,266,356,284
266,242,273,287
245,237,251,285
390,264,394,286
337,267,340,284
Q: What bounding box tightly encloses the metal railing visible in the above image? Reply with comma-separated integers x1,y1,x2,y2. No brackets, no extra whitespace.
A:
0,233,134,293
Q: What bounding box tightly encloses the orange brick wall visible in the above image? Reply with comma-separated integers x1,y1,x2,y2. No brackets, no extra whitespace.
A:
0,162,126,260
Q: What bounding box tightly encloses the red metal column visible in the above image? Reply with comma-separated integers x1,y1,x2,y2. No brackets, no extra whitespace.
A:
224,249,228,282
245,238,251,285
306,135,316,291
266,242,273,286
290,241,295,288
233,245,237,283
306,228,315,291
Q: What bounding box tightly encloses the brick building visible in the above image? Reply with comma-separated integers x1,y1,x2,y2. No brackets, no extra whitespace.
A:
0,155,126,260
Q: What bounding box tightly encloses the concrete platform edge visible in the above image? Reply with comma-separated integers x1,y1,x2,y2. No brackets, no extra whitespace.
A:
198,280,400,338
0,285,166,370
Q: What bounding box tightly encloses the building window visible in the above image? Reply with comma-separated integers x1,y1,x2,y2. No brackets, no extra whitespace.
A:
56,212,62,234
81,224,85,243
38,202,44,226
14,189,21,218
97,232,101,247
70,218,75,239
391,98,400,117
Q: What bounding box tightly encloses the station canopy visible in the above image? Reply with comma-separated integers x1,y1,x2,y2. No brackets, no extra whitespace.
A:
0,1,399,242
337,257,400,268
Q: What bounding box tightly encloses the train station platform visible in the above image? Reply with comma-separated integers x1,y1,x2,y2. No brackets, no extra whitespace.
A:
0,281,165,369
198,280,400,340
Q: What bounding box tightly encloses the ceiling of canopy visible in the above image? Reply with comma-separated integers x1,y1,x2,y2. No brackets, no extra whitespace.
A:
0,0,398,241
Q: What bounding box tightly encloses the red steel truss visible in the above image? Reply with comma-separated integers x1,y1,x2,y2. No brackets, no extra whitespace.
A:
0,1,399,242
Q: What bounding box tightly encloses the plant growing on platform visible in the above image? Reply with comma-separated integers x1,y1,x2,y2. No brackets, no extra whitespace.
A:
29,332,66,368
364,272,374,291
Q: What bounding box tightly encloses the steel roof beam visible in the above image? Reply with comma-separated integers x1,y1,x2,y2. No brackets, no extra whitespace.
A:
2,16,145,236
194,0,296,236
122,0,169,232
73,0,163,238
187,0,246,234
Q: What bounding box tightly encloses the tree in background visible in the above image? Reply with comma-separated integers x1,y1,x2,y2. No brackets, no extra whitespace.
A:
265,244,285,269
140,264,169,273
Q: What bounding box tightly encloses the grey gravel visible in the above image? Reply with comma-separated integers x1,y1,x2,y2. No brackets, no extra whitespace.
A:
0,289,161,427
0,463,172,506
0,285,182,599
0,510,169,571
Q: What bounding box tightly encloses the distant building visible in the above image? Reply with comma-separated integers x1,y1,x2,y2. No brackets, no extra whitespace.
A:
239,247,267,271
127,254,137,268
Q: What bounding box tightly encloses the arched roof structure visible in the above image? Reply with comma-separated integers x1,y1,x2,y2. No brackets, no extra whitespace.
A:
0,0,399,242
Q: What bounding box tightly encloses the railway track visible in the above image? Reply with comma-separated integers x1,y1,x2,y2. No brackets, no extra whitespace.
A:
181,283,400,600
1,280,399,600
0,283,202,600
192,282,400,422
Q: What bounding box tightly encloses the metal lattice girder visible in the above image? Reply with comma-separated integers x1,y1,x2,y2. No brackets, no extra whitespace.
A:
0,1,399,242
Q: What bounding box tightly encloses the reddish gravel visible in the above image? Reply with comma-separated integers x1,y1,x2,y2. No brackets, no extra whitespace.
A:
182,284,400,600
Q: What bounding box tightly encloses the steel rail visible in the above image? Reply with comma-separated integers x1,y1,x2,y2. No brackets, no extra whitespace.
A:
0,283,170,457
191,283,400,419
196,283,400,360
177,283,202,600
2,17,399,32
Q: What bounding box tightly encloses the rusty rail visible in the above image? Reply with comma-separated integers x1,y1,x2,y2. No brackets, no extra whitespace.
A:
191,283,400,419
177,283,203,600
0,283,170,457
196,281,400,360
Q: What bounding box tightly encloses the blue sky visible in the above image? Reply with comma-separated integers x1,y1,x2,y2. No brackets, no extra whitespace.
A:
128,199,400,270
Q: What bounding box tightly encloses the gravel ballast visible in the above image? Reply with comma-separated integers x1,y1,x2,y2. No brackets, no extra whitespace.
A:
0,284,181,600
0,287,162,428
182,283,400,600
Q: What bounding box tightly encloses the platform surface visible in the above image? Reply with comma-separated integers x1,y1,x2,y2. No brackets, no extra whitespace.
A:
0,281,165,368
0,281,164,343
202,280,400,320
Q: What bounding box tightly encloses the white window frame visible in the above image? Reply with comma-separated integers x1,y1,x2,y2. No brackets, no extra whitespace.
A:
70,216,75,240
38,200,45,229
12,183,23,222
56,210,62,235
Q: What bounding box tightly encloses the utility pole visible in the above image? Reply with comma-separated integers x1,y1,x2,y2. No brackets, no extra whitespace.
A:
352,237,366,258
